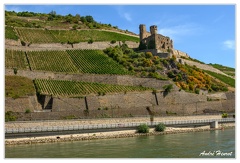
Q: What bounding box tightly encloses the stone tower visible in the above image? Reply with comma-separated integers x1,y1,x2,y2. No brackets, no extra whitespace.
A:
139,24,150,40
150,25,157,35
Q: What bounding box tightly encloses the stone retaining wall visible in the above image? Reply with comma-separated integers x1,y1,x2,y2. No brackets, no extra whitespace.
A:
5,96,42,112
5,69,174,90
5,41,139,51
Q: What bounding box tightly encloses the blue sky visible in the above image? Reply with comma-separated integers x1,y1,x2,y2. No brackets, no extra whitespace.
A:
5,5,236,68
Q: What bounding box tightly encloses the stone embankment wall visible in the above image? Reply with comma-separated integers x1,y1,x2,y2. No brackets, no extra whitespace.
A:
5,95,42,112
5,41,139,51
8,90,234,120
5,69,174,90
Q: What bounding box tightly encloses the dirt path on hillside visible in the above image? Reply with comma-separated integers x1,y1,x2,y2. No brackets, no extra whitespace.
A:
5,115,222,129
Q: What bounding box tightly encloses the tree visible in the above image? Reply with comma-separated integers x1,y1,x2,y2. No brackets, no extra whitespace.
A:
85,15,94,23
49,10,56,16
75,14,81,21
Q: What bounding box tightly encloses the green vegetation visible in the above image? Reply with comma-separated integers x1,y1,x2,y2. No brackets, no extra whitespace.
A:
16,28,58,43
163,84,173,93
62,115,77,120
137,124,149,133
5,111,17,122
15,28,138,44
180,56,205,64
171,63,229,93
5,75,35,98
67,49,131,75
209,63,235,77
26,50,78,72
204,70,235,88
5,10,136,36
103,45,168,80
166,111,177,115
34,79,152,97
25,109,31,114
222,113,228,118
5,26,18,40
5,49,29,69
155,123,166,132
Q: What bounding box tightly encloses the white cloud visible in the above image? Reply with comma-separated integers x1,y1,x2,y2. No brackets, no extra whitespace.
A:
115,6,132,22
223,40,235,50
123,12,132,22
158,24,200,42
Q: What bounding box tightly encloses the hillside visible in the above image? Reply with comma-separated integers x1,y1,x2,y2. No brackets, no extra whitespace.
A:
5,10,235,120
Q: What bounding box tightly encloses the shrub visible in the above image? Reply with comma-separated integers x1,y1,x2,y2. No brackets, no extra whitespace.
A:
222,113,228,118
155,123,166,132
195,88,200,94
110,40,116,44
21,40,26,46
145,52,153,58
163,84,173,93
13,67,18,75
5,111,16,122
137,124,149,133
25,109,31,114
72,24,78,30
88,38,93,44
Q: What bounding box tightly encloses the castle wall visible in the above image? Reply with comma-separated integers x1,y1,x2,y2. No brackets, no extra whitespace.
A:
172,49,189,58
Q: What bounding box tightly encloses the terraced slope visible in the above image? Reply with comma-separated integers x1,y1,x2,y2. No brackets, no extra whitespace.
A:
67,49,131,75
34,79,152,97
5,49,28,69
26,50,78,72
15,28,139,44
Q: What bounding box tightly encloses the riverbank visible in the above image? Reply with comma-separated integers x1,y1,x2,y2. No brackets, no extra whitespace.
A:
5,122,234,146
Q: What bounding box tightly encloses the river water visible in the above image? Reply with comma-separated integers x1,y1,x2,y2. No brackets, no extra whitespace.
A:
5,128,235,158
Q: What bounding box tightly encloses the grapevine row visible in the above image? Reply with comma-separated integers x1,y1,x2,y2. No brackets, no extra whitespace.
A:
34,79,152,97
26,50,79,72
5,49,28,69
67,49,131,75
15,28,139,43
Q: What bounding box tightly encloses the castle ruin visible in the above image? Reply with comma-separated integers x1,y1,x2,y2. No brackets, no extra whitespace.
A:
139,24,174,58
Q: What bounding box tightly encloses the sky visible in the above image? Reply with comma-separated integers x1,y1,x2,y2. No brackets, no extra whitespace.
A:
4,4,236,68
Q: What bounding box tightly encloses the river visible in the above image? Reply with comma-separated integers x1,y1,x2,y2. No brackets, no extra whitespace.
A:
5,128,235,158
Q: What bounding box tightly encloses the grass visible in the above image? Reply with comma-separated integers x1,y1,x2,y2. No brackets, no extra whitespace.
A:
209,63,235,77
5,75,36,98
5,26,18,40
204,70,235,88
